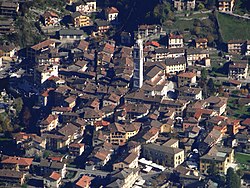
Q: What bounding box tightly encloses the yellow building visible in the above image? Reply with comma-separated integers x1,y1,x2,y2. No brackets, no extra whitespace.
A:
200,146,234,174
72,11,91,27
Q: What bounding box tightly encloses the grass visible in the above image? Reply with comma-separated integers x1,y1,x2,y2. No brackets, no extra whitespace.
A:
235,153,250,170
217,13,250,42
227,97,250,119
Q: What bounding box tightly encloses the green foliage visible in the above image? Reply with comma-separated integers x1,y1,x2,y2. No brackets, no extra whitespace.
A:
43,150,51,158
198,3,205,10
201,68,207,81
153,1,174,24
226,167,241,188
0,113,12,133
13,97,23,115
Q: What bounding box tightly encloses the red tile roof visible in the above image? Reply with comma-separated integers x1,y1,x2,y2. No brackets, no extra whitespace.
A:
1,156,33,166
76,175,91,188
49,171,61,181
106,7,119,14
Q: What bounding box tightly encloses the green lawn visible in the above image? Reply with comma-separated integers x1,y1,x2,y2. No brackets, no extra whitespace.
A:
235,153,250,164
227,97,250,119
217,13,250,42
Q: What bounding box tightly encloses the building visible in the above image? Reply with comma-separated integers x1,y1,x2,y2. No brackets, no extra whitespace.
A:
200,146,234,174
94,19,110,35
105,7,119,23
75,175,92,188
205,96,228,116
186,48,210,66
0,169,26,185
113,152,139,170
41,11,60,27
106,168,139,188
218,0,235,12
177,86,203,100
44,171,62,188
164,56,187,74
177,72,196,87
195,38,208,49
142,143,185,168
1,156,33,171
168,33,184,49
74,0,96,13
0,1,19,16
59,29,86,40
133,36,144,88
68,143,85,156
173,0,196,11
154,48,185,61
39,114,59,133
0,19,15,34
246,40,250,56
227,40,246,54
72,11,91,27
228,61,248,80
34,64,59,85
137,24,162,39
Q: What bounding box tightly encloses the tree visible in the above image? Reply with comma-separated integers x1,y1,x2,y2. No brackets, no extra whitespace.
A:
201,68,207,81
13,97,23,115
226,167,241,188
207,78,215,95
198,3,205,10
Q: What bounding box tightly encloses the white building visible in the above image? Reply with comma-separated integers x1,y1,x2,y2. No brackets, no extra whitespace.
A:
105,7,119,23
133,36,144,89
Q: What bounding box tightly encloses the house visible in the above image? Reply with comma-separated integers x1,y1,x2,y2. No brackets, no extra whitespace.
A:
200,146,234,174
218,0,235,12
103,93,121,107
69,143,85,156
186,48,210,66
72,11,91,27
177,86,203,100
39,114,59,133
246,40,250,56
74,0,96,13
105,7,119,23
227,40,246,54
0,1,19,16
94,19,110,35
177,72,196,87
205,96,228,115
113,152,139,170
44,171,62,188
0,43,16,59
41,11,60,27
154,47,185,61
173,0,196,11
106,168,139,188
75,175,92,188
137,24,162,38
164,56,186,74
39,159,67,178
120,31,132,46
142,127,160,143
168,33,184,49
34,64,59,85
195,38,208,49
109,123,141,145
228,60,248,79
0,19,15,34
0,169,26,185
59,29,86,40
142,143,185,168
1,156,33,171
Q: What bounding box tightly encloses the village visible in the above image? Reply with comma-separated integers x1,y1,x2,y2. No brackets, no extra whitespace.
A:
0,0,249,187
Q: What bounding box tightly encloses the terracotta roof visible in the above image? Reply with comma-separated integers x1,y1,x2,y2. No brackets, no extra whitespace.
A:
229,79,241,85
106,6,119,14
69,143,84,148
31,39,56,51
41,114,58,125
43,11,59,18
49,171,61,181
169,33,183,39
76,175,91,188
145,41,160,47
1,156,33,166
195,38,208,43
242,118,250,126
177,72,196,78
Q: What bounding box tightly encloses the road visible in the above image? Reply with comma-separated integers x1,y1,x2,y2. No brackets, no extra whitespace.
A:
222,12,250,20
208,76,250,84
32,161,109,182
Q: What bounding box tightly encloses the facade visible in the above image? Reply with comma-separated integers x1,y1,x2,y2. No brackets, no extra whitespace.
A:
228,61,248,79
227,40,246,54
177,72,196,87
75,0,96,13
59,29,86,40
133,36,144,88
173,0,196,11
200,146,234,174
168,33,184,49
142,143,185,168
165,56,187,74
105,7,119,23
72,12,91,27
34,64,59,85
186,48,210,66
0,2,19,16
195,38,208,49
218,0,235,12
42,11,60,27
